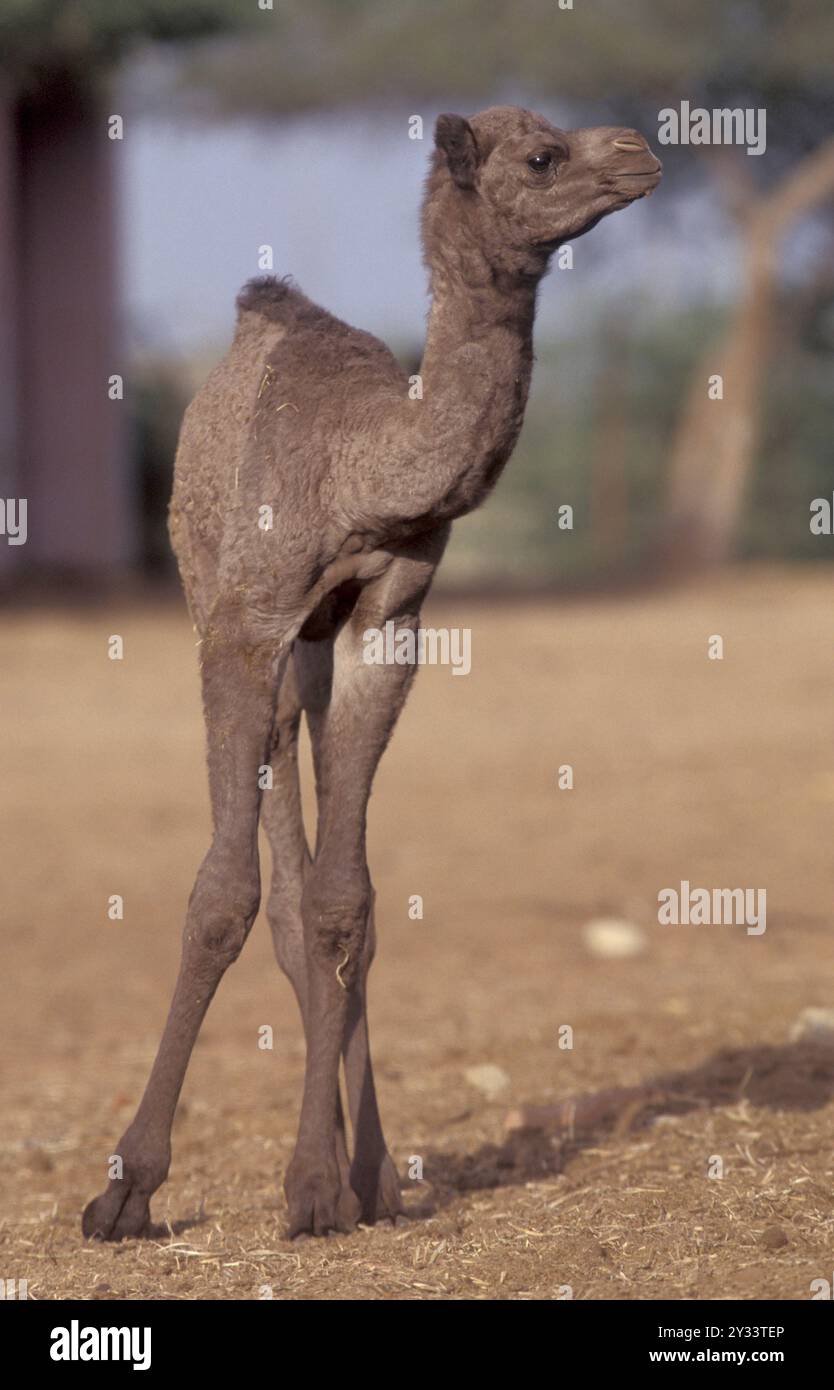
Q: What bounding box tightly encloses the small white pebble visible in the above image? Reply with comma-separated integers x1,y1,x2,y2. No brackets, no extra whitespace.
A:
582,918,646,960
789,1007,834,1044
464,1064,510,1100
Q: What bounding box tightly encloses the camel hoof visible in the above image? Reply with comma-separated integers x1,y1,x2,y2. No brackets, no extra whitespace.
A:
352,1151,404,1225
82,1185,152,1242
285,1164,360,1239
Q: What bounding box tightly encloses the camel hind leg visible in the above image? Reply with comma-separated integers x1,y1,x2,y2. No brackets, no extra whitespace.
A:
82,604,289,1240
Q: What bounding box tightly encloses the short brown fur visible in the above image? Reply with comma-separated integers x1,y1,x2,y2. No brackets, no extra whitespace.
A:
83,106,661,1239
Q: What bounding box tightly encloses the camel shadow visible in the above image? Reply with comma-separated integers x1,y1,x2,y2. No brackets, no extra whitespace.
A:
413,1041,834,1216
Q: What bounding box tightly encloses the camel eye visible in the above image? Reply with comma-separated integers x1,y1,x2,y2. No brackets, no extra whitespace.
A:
527,152,553,173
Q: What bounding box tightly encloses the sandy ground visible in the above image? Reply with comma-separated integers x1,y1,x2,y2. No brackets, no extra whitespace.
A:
2,566,834,1301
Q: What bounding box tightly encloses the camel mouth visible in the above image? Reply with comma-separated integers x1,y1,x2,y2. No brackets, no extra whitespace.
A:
616,168,662,198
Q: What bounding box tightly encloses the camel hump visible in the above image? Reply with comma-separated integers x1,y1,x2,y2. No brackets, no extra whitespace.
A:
235,275,306,322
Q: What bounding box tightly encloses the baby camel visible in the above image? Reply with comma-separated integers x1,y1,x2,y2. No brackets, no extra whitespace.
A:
83,106,661,1240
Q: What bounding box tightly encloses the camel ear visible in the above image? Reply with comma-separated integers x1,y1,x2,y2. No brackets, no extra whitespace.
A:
435,114,480,190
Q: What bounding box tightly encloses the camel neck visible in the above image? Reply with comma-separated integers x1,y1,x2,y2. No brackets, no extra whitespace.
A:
420,267,538,377
384,264,540,525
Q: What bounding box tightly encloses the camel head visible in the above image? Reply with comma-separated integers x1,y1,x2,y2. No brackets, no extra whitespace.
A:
425,104,662,281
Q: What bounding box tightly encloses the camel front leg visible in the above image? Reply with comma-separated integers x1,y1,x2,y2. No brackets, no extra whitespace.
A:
83,615,286,1241
296,640,401,1224
261,646,358,1230
285,548,442,1236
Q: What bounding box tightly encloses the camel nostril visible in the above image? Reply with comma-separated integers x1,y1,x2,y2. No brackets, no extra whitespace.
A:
613,138,647,151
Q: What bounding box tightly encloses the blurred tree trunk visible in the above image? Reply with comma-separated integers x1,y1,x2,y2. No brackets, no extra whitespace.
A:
589,318,629,573
0,83,18,580
16,75,131,575
662,137,834,571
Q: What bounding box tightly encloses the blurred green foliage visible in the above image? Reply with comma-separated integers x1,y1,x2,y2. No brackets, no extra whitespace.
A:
187,0,834,166
129,361,191,575
0,0,248,92
443,305,834,588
